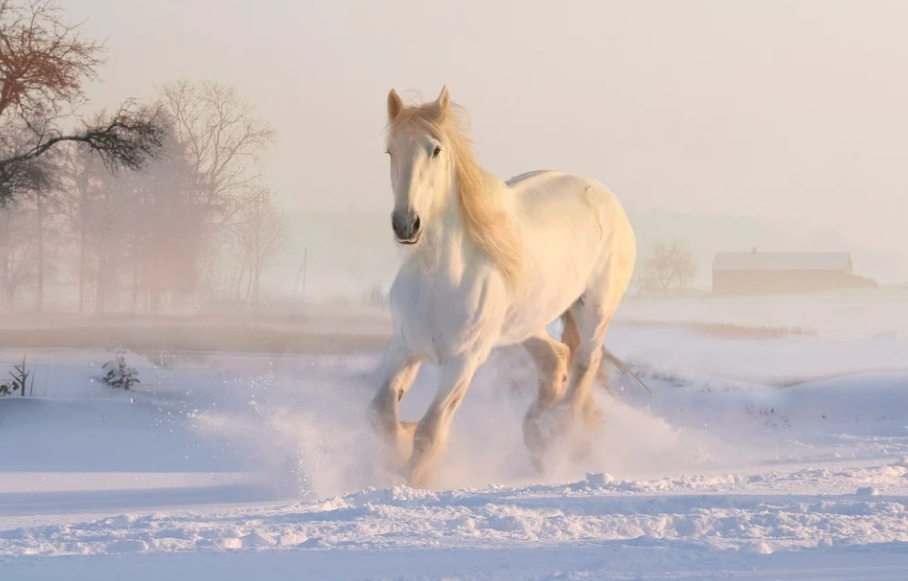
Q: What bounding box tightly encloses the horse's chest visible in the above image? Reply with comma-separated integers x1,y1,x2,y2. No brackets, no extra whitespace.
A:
390,273,500,361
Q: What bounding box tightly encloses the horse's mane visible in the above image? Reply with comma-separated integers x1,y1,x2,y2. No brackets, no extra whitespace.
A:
386,96,524,291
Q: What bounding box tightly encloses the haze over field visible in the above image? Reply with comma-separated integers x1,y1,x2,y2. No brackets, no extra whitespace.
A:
65,0,908,296
4,3,908,580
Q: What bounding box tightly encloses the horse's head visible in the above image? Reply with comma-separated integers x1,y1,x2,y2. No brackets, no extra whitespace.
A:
384,86,455,246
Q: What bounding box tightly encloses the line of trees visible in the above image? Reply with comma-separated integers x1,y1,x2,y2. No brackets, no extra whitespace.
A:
0,0,288,314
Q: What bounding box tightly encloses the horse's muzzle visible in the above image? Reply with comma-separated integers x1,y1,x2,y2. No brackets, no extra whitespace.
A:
392,212,421,244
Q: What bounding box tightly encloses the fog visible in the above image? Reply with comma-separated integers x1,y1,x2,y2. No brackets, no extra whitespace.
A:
3,5,908,571
56,0,907,299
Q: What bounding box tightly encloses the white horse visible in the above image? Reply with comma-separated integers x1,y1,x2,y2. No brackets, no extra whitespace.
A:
369,86,637,488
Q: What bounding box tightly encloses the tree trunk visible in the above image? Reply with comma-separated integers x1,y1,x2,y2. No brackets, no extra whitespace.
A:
78,229,87,314
148,254,160,315
0,253,8,309
95,249,107,314
35,196,45,315
253,262,262,305
245,256,254,302
0,211,8,309
130,254,140,315
149,288,159,315
235,255,246,301
130,229,143,315
251,234,261,305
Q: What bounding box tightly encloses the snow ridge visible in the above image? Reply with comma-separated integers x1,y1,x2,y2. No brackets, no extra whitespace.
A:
3,461,907,558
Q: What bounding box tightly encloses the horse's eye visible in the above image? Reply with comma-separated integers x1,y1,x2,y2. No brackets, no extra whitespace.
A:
432,146,442,158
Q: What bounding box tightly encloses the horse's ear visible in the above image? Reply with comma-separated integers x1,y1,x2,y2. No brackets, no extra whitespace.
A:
387,89,403,122
436,85,450,112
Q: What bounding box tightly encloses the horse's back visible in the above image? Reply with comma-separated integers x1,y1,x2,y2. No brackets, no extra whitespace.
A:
505,169,555,187
496,169,636,339
506,170,630,235
521,171,636,309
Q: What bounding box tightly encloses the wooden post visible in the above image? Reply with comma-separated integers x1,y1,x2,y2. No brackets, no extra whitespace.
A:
291,246,308,299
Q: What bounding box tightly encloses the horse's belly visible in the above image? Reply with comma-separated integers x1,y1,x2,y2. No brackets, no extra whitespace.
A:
496,310,562,346
500,234,598,342
497,271,587,346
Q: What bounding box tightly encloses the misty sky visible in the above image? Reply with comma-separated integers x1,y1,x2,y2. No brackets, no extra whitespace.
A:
69,0,907,257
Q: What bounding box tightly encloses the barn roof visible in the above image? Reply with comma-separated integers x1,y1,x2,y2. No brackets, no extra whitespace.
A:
713,251,853,272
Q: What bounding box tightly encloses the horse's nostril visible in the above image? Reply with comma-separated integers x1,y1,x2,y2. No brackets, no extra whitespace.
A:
413,216,421,233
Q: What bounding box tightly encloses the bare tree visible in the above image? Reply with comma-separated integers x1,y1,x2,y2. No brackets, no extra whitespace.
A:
0,2,284,314
0,121,57,202
32,188,47,311
635,239,698,295
232,188,287,304
156,79,276,304
0,198,36,309
0,0,163,205
57,142,107,312
110,122,202,314
0,0,100,119
159,79,275,229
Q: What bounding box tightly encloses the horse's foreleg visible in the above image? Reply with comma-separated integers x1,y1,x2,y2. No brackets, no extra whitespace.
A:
521,332,571,472
403,354,481,488
369,336,422,471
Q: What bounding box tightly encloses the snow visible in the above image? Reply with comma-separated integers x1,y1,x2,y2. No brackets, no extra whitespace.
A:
617,287,908,340
1,306,908,580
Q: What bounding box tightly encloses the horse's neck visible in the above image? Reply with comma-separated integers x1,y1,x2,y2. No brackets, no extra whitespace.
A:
415,177,499,284
414,190,469,280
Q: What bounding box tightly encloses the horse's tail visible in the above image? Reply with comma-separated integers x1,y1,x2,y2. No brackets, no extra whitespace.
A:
560,311,651,397
599,346,652,396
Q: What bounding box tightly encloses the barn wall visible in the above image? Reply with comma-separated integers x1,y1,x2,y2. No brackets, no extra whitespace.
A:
712,270,876,295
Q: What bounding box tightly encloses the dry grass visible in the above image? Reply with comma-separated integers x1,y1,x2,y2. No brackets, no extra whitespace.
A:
0,312,820,355
0,314,393,354
620,319,817,340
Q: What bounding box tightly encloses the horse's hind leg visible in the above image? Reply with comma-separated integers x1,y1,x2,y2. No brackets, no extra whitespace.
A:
562,310,581,361
369,335,423,472
558,295,619,462
521,331,571,472
564,310,614,397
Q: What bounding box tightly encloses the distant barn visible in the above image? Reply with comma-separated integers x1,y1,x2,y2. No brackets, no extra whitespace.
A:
712,250,876,295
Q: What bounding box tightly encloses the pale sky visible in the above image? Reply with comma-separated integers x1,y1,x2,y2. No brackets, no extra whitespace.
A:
69,0,907,257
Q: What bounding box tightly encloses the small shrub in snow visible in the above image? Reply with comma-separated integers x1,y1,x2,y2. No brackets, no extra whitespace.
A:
102,349,140,390
0,355,34,397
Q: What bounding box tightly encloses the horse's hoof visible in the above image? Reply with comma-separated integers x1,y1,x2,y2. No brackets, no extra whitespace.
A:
567,411,605,468
403,466,431,489
569,436,594,465
529,454,547,475
523,402,573,472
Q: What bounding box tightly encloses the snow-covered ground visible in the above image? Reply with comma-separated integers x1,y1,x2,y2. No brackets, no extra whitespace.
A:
617,287,908,340
1,301,908,580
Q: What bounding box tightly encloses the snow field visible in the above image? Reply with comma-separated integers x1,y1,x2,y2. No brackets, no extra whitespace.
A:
0,316,907,579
